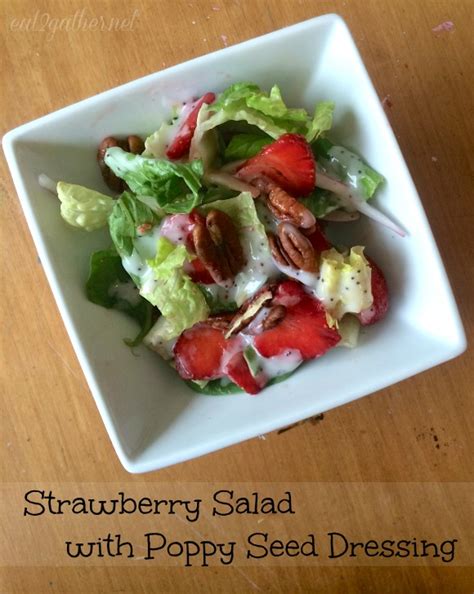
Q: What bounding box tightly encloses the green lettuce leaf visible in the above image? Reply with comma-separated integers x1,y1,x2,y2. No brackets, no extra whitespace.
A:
314,247,373,319
202,83,335,143
314,139,384,201
306,101,335,142
141,237,209,341
86,248,155,346
185,378,244,395
143,107,180,158
199,285,238,314
336,314,361,348
108,191,160,257
56,182,114,231
104,147,204,212
300,188,340,218
223,133,272,161
185,370,295,395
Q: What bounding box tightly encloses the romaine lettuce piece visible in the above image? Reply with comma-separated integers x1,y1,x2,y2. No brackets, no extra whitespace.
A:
314,247,373,319
336,314,361,348
86,248,155,346
200,83,335,144
300,188,340,218
223,133,272,161
56,182,114,231
141,237,209,341
104,147,204,213
108,191,160,257
313,138,384,201
306,101,335,142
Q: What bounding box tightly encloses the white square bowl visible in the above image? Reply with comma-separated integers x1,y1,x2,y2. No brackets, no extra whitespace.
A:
3,14,466,473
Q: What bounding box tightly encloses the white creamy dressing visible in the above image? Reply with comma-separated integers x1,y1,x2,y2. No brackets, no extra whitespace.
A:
254,200,279,233
255,349,303,378
326,146,366,196
38,173,58,194
108,280,142,306
273,259,319,288
204,226,280,307
121,225,161,296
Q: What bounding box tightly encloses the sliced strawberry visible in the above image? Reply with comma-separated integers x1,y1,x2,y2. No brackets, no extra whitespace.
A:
225,352,265,395
236,133,316,197
166,93,216,160
254,280,340,359
357,258,389,326
173,323,227,380
188,257,215,284
305,221,332,252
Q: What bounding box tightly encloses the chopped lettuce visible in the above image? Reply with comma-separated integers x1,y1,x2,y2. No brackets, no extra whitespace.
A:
56,182,114,231
104,147,204,213
306,101,335,142
85,248,155,346
143,123,174,158
199,285,238,314
223,133,272,161
314,247,373,319
108,191,160,257
315,139,384,201
142,237,209,341
336,314,361,348
143,107,180,158
198,83,335,144
300,188,340,218
189,103,219,170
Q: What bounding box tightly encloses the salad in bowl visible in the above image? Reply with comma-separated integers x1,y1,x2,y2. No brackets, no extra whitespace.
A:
41,82,402,395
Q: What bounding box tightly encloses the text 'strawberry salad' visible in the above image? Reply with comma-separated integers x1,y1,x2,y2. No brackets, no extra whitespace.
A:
42,82,403,395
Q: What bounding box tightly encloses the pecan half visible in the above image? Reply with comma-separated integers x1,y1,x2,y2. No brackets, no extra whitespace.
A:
262,304,286,330
225,289,273,338
207,314,234,331
193,209,246,286
269,223,317,273
266,184,315,230
97,135,145,192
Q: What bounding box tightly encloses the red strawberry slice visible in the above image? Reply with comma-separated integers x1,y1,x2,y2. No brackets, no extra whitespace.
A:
224,352,265,395
357,258,389,326
173,323,227,380
254,280,340,358
188,258,215,284
305,221,332,252
166,92,216,160
236,133,316,197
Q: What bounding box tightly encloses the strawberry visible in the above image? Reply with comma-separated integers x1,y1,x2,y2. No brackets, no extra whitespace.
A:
224,352,264,395
166,93,216,160
357,258,389,326
188,257,215,284
173,323,227,380
254,280,340,358
236,133,316,197
305,221,332,253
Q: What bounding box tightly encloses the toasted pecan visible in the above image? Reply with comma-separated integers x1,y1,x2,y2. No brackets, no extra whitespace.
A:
97,135,144,192
269,223,317,273
193,209,245,286
266,184,315,230
225,289,273,338
262,304,286,330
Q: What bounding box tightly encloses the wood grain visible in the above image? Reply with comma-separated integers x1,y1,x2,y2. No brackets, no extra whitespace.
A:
1,0,473,592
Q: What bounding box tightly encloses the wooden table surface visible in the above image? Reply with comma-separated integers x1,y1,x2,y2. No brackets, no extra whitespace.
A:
1,0,473,592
